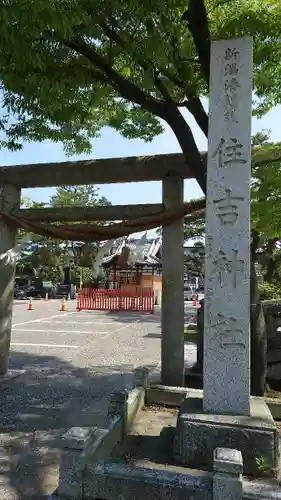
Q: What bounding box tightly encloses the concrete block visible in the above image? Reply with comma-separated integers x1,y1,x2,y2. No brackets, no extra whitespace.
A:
146,385,187,407
84,460,213,500
61,427,93,450
59,425,121,499
265,398,281,420
133,366,150,388
243,479,281,499
58,448,85,499
214,448,243,475
213,448,243,500
174,397,279,475
146,385,202,407
85,425,122,462
59,427,98,498
126,387,145,433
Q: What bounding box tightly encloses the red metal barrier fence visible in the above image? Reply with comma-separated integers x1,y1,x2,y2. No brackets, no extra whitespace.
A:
76,288,155,313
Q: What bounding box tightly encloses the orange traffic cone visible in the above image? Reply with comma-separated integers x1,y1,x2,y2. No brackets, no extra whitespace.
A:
27,298,33,311
60,298,67,312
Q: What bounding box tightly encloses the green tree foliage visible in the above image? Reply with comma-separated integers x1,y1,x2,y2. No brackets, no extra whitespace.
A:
16,185,111,282
50,185,110,208
185,241,205,279
0,0,280,188
184,210,205,241
3,0,281,394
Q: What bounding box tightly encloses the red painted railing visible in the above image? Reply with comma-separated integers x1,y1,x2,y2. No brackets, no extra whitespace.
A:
76,288,155,313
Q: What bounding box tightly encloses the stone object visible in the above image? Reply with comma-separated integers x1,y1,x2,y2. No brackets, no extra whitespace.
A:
213,448,243,500
61,426,93,450
84,460,213,500
0,184,21,375
161,174,185,386
193,303,281,383
174,396,278,476
204,37,253,416
59,426,119,499
84,449,245,500
59,426,96,498
133,366,150,387
106,389,129,421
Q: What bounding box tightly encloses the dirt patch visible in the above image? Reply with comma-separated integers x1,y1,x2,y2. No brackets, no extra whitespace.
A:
112,405,189,473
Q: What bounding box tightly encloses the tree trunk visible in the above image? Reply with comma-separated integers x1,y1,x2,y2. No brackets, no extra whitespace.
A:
264,237,278,282
63,266,71,285
250,236,267,396
264,258,275,283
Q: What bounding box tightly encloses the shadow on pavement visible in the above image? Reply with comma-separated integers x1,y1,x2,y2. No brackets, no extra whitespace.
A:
0,351,140,499
104,308,197,325
144,332,161,339
105,310,162,324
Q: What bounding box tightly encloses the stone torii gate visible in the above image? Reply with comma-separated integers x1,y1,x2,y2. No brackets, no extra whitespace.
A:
0,152,194,386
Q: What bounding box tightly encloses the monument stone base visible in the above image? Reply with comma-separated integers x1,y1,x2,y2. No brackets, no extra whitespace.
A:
173,396,279,476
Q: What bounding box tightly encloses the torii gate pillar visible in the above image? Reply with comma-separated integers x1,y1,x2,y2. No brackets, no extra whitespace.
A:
161,174,185,386
0,184,21,375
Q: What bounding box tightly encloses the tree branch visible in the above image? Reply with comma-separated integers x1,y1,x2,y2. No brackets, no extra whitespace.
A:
97,19,177,104
61,30,207,191
207,0,233,15
84,10,209,140
164,105,207,193
63,38,169,119
185,93,208,137
182,0,211,88
15,61,110,87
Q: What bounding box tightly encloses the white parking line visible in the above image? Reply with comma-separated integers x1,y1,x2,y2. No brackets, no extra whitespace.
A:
12,319,141,340
93,319,141,338
12,312,76,327
38,320,116,325
11,343,79,349
13,328,111,334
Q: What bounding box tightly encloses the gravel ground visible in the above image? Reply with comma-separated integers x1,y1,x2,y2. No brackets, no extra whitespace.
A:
0,299,198,499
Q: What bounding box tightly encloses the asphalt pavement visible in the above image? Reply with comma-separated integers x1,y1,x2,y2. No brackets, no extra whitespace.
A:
0,298,198,499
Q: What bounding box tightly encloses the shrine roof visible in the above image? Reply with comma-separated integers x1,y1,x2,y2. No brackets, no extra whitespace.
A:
102,237,162,266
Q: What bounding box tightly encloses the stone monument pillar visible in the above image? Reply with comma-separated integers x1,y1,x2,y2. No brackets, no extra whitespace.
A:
203,37,252,416
174,37,279,476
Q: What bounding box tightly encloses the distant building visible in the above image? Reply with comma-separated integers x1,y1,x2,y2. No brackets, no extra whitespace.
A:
102,238,162,303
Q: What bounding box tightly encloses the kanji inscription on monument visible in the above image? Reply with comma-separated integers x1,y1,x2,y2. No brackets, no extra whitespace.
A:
203,37,253,416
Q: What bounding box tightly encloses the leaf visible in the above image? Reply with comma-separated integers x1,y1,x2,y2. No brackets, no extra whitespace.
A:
0,0,279,153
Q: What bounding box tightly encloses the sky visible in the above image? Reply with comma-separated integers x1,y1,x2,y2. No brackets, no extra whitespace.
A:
0,103,280,209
